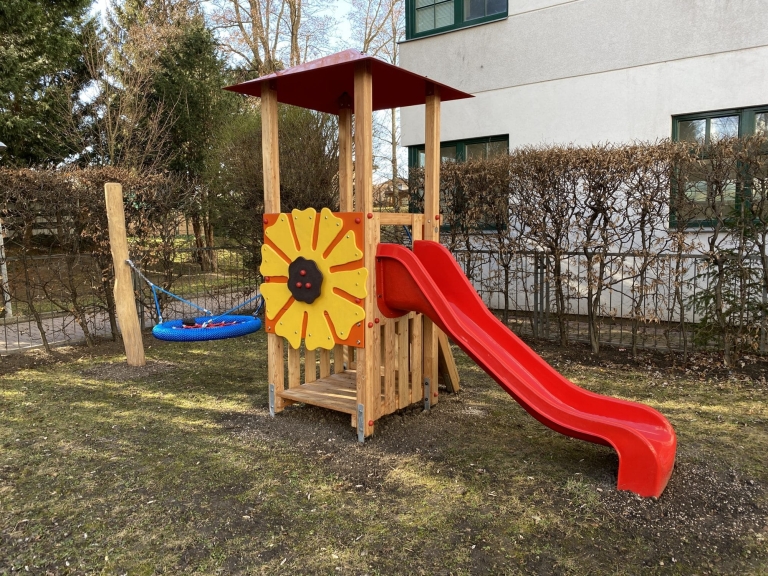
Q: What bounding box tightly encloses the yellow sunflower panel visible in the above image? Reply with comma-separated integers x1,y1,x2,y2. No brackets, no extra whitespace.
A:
262,208,367,350
259,244,290,278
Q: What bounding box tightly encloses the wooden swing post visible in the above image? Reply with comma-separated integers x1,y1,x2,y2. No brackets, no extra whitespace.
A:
104,183,146,367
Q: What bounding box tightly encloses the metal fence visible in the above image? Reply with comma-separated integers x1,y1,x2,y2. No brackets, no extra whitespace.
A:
3,243,765,355
451,248,767,352
1,247,259,354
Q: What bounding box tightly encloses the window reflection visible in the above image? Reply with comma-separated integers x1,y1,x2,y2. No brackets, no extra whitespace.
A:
756,113,768,137
465,0,506,20
678,119,705,143
710,116,739,141
466,141,508,160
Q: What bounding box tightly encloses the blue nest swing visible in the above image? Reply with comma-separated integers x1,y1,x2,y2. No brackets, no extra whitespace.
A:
127,260,262,342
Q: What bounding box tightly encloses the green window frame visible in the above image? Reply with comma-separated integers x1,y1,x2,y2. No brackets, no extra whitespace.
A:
408,134,509,168
671,105,768,228
406,0,507,40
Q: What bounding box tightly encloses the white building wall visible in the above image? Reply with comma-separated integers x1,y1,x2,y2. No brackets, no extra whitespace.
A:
400,0,768,147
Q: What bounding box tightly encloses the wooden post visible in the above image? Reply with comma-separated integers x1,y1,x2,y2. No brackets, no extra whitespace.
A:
354,61,377,438
288,346,301,388
262,81,286,413
338,94,354,212
410,215,423,405
338,94,357,374
384,318,396,413
319,348,331,378
104,183,145,367
423,84,441,405
305,348,317,383
333,344,345,373
397,316,410,408
438,331,460,393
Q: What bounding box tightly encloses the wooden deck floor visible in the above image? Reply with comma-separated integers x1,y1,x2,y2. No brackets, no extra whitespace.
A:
278,370,358,415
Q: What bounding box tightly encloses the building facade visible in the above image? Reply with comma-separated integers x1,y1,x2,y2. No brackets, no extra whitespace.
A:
401,0,768,156
399,1,768,334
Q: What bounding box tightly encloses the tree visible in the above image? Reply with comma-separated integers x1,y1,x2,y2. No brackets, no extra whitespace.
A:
209,0,334,75
349,0,405,200
512,146,580,347
0,0,94,166
208,104,338,265
153,17,240,268
58,24,173,171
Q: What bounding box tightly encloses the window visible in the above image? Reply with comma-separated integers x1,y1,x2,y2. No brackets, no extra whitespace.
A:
672,105,768,227
407,0,507,39
415,0,454,34
409,135,508,168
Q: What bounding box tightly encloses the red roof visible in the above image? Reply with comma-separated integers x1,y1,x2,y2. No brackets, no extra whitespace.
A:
224,49,473,114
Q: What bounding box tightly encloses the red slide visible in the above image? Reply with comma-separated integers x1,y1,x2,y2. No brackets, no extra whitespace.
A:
376,241,676,497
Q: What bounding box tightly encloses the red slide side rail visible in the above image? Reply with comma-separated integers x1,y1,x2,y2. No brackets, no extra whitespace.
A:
376,241,676,497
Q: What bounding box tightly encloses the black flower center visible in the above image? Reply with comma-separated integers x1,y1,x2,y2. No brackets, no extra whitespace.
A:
288,256,323,304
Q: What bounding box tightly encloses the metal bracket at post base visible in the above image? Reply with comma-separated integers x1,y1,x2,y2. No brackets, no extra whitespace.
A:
269,384,275,417
423,378,431,411
357,404,365,443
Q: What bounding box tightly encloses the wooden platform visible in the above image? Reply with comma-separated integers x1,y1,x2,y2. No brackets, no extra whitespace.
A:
278,370,358,415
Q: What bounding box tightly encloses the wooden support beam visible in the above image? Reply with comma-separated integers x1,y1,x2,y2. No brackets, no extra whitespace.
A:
354,62,373,216
438,331,460,393
262,82,280,212
410,216,424,405
305,348,317,383
338,96,354,212
423,85,441,406
261,81,286,413
319,349,331,378
288,346,301,388
104,183,145,367
354,61,377,438
333,344,345,374
377,213,416,226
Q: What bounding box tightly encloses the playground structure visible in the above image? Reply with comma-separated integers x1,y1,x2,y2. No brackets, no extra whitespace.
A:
226,49,676,497
103,49,676,497
225,49,467,441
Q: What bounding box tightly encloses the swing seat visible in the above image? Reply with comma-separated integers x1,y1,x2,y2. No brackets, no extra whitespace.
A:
152,315,262,342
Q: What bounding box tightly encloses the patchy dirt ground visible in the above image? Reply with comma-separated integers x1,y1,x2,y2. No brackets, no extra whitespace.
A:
1,332,767,574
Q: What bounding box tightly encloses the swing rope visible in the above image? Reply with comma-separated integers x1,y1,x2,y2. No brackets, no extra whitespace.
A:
403,225,413,244
126,259,213,324
204,292,263,327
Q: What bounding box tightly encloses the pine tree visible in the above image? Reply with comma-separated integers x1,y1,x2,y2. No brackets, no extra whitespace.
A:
0,0,94,165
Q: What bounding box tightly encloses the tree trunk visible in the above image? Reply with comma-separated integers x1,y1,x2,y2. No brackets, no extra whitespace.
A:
65,254,94,347
22,253,51,353
552,253,569,347
204,216,217,272
99,256,120,341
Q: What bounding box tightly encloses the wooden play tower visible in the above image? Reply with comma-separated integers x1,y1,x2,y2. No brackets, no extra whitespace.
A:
225,49,473,440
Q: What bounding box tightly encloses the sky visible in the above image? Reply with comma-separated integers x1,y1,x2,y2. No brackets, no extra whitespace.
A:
90,0,355,54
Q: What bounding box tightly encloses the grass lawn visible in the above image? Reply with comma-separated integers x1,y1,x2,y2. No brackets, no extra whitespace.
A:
1,331,767,575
